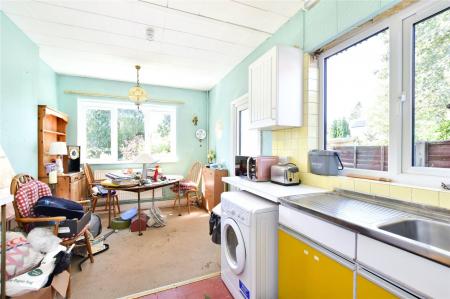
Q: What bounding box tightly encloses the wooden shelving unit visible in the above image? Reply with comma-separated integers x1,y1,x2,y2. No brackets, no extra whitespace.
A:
38,105,69,178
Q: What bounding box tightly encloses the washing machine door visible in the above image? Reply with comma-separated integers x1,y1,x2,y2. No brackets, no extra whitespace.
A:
223,217,246,275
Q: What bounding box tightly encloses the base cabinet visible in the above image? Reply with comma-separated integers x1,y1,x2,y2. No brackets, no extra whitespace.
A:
357,274,400,299
278,229,354,299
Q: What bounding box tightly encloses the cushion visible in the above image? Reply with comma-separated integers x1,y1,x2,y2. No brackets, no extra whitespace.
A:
170,179,197,193
15,181,52,218
34,196,84,220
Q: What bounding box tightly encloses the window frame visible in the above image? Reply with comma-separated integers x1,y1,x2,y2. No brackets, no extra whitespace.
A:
401,3,450,178
229,94,261,170
77,98,177,164
319,1,450,187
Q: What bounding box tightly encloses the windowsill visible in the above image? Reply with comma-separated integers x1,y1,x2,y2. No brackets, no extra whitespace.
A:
339,168,448,190
83,158,179,165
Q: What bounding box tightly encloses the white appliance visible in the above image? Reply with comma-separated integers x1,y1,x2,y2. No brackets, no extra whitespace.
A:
221,191,278,299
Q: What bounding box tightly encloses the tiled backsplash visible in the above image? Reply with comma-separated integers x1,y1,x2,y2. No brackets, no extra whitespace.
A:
272,54,450,211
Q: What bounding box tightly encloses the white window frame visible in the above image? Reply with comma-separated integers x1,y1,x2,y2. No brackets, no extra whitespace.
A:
229,94,261,171
319,1,450,187
77,98,177,164
402,2,450,178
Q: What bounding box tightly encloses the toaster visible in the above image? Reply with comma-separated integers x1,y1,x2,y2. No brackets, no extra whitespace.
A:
270,163,300,186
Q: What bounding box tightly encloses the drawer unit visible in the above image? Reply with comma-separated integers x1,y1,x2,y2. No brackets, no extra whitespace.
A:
358,235,450,298
279,205,356,259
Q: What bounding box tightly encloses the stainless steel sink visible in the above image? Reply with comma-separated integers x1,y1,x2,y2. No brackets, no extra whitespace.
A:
378,219,450,252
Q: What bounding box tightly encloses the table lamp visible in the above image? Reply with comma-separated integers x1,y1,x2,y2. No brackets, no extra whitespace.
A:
49,142,67,173
134,153,157,180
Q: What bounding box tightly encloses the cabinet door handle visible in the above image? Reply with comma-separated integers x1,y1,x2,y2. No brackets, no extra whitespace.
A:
303,249,309,255
313,255,320,262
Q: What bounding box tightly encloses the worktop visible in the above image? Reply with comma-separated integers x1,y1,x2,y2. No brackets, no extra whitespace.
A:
222,176,327,203
280,190,450,267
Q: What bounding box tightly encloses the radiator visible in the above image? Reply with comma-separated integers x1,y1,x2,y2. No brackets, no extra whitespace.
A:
94,169,163,201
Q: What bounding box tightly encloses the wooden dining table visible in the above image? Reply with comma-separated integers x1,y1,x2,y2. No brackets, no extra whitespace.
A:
102,175,183,236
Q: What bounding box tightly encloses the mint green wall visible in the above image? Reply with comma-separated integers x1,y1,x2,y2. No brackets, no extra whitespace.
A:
304,0,400,52
57,75,207,177
208,0,399,172
208,11,304,171
0,12,58,176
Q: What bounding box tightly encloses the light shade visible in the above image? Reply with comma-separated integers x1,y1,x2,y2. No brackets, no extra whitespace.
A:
134,152,157,164
128,86,148,104
48,142,67,155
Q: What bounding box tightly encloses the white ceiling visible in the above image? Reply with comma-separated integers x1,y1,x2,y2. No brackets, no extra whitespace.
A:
1,0,305,90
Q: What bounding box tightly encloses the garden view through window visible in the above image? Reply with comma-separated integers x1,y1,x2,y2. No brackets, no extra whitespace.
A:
324,29,389,171
79,100,176,163
412,8,450,168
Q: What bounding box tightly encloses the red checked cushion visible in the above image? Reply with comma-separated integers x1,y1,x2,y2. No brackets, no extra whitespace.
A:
15,181,52,218
171,179,197,193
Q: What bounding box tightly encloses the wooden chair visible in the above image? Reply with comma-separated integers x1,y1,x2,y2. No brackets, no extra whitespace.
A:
84,163,120,216
10,174,94,263
172,161,203,214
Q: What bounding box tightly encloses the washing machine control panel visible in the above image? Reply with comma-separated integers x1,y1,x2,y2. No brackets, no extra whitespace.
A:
222,201,251,226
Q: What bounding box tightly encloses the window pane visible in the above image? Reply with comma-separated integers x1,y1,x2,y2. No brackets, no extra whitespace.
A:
325,29,389,171
86,109,111,159
149,111,172,155
239,108,259,156
413,8,450,168
118,108,145,161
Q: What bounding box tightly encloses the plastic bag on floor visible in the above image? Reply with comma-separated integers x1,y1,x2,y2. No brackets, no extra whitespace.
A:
0,231,43,280
6,245,66,297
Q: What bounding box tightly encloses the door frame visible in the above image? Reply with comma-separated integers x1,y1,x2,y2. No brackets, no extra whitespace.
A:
229,93,261,175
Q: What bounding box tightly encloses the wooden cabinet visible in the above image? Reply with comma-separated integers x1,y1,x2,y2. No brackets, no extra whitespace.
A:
37,105,68,178
202,168,228,212
41,172,86,201
248,45,302,130
278,229,354,299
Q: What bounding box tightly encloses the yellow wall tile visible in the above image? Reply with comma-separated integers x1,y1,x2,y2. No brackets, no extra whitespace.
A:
389,185,412,202
411,188,439,207
370,182,390,197
339,177,355,191
354,180,371,194
439,191,450,210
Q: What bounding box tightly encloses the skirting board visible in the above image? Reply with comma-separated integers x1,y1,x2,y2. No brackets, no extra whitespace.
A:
118,272,221,299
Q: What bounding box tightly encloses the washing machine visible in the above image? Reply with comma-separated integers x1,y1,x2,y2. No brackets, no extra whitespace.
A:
221,191,278,299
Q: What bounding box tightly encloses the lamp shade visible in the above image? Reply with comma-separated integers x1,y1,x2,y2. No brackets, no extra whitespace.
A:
134,152,157,164
48,142,67,155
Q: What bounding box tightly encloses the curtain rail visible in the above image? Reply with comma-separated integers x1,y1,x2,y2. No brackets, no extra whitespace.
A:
64,90,185,105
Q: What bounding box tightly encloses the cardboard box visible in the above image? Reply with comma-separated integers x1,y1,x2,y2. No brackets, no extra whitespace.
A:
12,271,70,299
58,211,91,238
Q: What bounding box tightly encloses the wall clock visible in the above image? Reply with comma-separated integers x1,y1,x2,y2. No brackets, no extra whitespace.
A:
195,129,207,147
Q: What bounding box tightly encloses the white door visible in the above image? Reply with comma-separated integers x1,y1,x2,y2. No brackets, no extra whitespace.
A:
223,217,246,275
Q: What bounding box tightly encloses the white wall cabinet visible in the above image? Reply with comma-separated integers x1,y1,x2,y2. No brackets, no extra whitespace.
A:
248,45,302,130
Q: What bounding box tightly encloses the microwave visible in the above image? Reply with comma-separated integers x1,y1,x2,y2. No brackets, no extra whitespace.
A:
235,156,279,182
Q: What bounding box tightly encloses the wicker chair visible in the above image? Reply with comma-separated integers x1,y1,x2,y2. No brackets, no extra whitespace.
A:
10,174,94,263
172,161,203,214
84,163,120,216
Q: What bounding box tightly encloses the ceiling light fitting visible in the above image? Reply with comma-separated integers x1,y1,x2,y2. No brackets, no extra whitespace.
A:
128,65,148,109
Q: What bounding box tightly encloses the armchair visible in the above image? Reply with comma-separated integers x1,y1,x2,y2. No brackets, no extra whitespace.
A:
10,174,94,263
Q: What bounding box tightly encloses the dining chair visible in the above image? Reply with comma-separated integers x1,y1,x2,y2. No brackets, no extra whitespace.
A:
84,163,120,216
172,161,203,214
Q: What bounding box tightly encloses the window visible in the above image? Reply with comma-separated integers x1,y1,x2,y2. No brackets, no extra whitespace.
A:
78,100,176,163
320,1,450,184
411,8,450,169
232,95,260,158
324,29,390,171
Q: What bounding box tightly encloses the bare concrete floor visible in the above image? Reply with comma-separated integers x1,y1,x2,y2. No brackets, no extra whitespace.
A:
69,204,221,299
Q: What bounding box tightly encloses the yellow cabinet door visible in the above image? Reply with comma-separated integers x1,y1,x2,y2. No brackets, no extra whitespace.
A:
357,274,400,299
279,229,354,299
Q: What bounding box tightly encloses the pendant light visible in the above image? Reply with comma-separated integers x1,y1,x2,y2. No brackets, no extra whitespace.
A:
128,65,148,109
